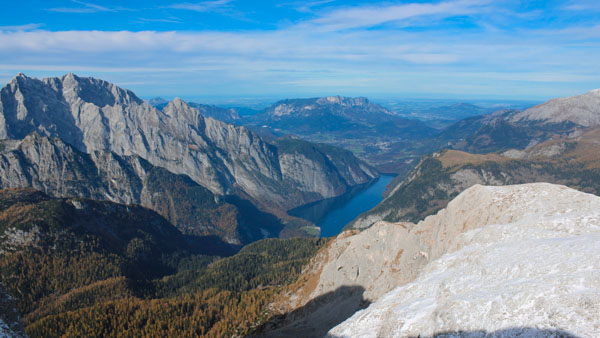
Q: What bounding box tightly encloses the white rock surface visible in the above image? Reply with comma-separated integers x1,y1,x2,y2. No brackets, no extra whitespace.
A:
329,183,600,337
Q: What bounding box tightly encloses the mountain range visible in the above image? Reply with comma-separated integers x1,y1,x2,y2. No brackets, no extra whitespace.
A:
0,133,277,246
0,73,378,242
244,96,438,173
2,71,600,337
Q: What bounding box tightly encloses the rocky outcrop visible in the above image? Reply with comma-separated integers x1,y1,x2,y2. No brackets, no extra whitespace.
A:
270,183,600,337
329,183,600,337
0,74,377,212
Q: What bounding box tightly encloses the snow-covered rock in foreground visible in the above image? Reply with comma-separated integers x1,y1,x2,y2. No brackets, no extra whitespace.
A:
329,183,600,337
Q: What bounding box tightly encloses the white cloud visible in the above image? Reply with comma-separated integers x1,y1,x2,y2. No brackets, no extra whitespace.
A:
1,0,599,98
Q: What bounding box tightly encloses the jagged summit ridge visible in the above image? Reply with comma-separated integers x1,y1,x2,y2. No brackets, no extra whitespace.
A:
0,73,377,210
328,183,600,337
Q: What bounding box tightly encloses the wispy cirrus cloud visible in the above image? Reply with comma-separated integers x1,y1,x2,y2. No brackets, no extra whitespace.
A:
167,0,234,12
47,0,128,13
563,0,600,11
303,0,493,31
136,17,183,24
279,0,336,13
0,23,43,31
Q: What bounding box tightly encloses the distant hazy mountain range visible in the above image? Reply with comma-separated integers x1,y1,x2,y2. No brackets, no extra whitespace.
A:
243,96,438,173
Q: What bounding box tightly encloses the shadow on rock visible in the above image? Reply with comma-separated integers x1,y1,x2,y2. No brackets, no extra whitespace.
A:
327,327,581,338
255,285,369,338
429,328,581,338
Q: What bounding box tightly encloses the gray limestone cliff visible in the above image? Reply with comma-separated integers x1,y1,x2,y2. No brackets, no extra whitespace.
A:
0,133,268,245
0,73,377,212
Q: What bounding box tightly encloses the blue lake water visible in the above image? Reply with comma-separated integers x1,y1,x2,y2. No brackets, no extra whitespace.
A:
289,175,395,237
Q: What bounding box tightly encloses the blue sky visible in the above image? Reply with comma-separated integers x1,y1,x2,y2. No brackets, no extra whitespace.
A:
0,0,599,101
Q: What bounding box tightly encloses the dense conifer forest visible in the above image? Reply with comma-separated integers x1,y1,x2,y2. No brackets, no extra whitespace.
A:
0,188,328,337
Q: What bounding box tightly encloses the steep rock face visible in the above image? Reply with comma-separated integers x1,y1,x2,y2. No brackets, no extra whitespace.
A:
510,88,600,127
329,183,600,337
148,98,241,123
0,133,261,245
0,74,377,211
275,139,378,200
351,127,600,229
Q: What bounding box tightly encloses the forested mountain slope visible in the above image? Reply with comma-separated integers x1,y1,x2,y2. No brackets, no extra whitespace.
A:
0,187,328,336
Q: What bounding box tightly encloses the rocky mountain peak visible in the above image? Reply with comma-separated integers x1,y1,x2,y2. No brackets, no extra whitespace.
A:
162,97,205,126
266,95,395,119
61,72,78,81
509,88,600,127
11,72,28,82
0,73,377,212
